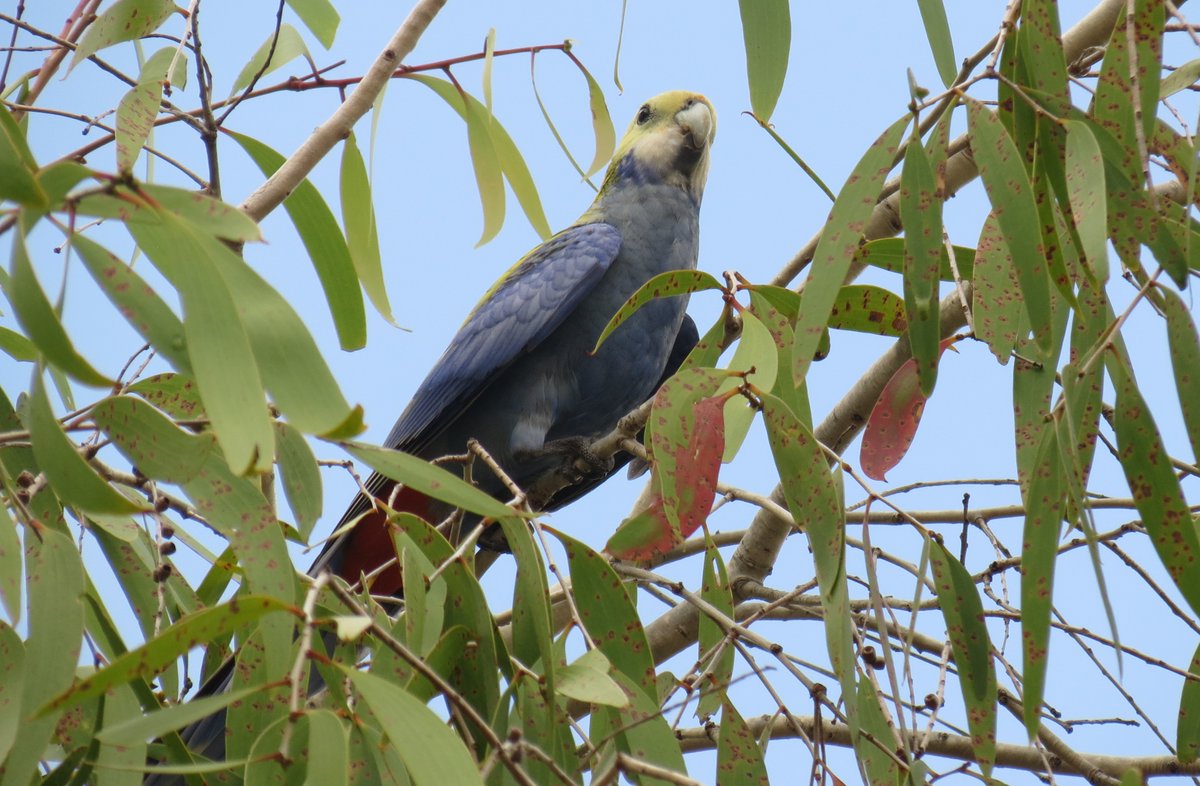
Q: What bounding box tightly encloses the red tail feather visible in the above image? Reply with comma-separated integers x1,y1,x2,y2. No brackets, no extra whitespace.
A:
333,483,431,596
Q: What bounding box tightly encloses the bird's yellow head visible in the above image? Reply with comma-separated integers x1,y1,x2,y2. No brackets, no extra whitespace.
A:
600,91,716,202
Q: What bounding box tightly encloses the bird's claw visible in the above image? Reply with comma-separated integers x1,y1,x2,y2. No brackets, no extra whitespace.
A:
542,436,614,484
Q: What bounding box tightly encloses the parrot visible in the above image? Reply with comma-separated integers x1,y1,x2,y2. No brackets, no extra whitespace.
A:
146,89,715,780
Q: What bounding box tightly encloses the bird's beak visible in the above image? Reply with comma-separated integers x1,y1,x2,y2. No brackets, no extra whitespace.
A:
676,99,715,153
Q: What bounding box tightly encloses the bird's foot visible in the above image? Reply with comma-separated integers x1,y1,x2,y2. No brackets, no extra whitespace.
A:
540,436,615,484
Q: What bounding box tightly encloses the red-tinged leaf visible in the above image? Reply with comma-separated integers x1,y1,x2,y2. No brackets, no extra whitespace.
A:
650,369,728,536
1110,356,1200,618
1161,288,1200,464
860,338,956,480
558,531,656,697
1179,641,1200,762
593,270,723,353
828,284,907,337
929,539,997,773
792,116,909,385
1020,424,1066,739
716,700,770,785
604,492,676,562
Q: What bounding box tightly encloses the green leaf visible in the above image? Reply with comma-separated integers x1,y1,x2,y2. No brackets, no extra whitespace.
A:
4,528,84,782
115,82,160,173
1179,641,1200,762
274,422,323,539
342,441,519,522
697,539,734,719
96,684,262,747
557,649,628,707
343,669,486,786
792,115,909,385
197,228,364,439
76,184,262,243
1161,288,1200,464
856,237,974,281
915,0,957,87
0,326,35,361
71,233,190,372
0,504,20,622
579,60,616,178
828,284,907,337
855,674,902,786
900,139,943,395
967,98,1052,359
1019,425,1065,739
127,213,274,474
559,530,656,697
761,393,857,727
720,311,775,460
0,106,46,208
593,269,722,353
406,75,504,246
302,710,349,786
10,229,112,386
228,131,366,351
127,372,205,420
70,0,176,70
494,515,553,678
1111,356,1200,618
737,0,790,122
27,372,147,515
42,596,294,715
1063,121,1108,281
230,24,310,95
139,44,188,90
929,540,997,773
0,621,24,762
1162,58,1200,98
716,700,769,785
340,132,395,324
92,395,214,484
971,212,1024,364
286,0,339,48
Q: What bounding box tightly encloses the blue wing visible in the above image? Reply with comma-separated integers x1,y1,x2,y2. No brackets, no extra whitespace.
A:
384,222,622,453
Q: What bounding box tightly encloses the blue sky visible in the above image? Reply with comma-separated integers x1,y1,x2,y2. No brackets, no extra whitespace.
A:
6,1,1200,782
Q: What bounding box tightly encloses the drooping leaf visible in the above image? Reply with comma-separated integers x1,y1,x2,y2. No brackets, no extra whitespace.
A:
115,81,161,173
697,539,734,719
70,0,176,70
1019,425,1065,739
27,372,147,515
915,0,957,87
0,621,24,762
1161,288,1200,464
77,183,262,242
967,99,1052,359
0,106,46,208
229,24,310,95
855,237,974,281
1180,641,1200,762
126,214,274,474
716,700,770,785
650,369,728,539
340,132,396,324
273,422,323,539
579,59,616,178
737,0,790,122
71,233,190,372
92,395,215,484
929,539,997,773
792,116,909,385
899,138,943,395
10,229,112,386
604,490,676,562
342,668,486,785
285,0,339,48
854,673,903,786
1063,120,1109,281
0,504,20,623
227,131,366,351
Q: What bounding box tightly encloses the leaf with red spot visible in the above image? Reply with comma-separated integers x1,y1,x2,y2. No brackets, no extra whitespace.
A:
604,490,674,561
592,270,723,353
860,337,957,480
827,284,907,337
650,368,729,535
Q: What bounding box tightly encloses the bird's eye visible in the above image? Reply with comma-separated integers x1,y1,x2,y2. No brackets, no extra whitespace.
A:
636,105,651,125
